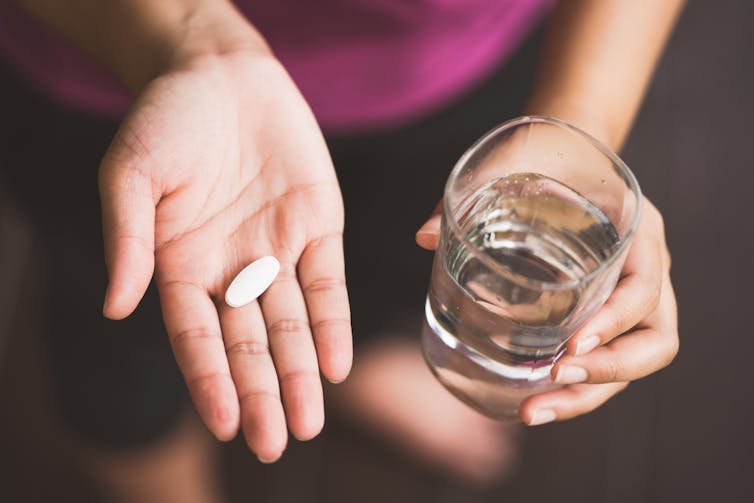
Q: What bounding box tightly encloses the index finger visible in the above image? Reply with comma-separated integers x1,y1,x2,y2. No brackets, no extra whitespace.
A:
159,279,240,441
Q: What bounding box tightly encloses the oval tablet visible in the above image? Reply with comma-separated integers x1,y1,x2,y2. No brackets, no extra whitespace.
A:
225,256,281,308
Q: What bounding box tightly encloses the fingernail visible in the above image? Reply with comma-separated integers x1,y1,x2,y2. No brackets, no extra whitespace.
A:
528,409,556,426
555,365,588,384
575,335,600,356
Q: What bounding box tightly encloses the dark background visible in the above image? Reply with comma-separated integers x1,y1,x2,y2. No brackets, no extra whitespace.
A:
1,1,753,501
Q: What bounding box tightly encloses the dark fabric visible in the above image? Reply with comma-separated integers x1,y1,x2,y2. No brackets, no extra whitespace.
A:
0,27,542,448
329,28,542,341
0,70,187,449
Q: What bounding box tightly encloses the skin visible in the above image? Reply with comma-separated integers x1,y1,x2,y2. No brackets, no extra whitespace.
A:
15,0,352,462
13,0,683,464
417,0,684,426
99,54,352,461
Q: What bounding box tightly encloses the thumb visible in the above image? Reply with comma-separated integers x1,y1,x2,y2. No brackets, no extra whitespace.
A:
415,199,443,251
99,161,156,320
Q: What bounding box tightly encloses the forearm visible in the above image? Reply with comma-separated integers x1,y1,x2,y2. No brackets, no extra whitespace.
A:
526,0,685,151
11,0,268,92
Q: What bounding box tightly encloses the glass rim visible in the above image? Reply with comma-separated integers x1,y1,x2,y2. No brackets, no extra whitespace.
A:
442,115,643,292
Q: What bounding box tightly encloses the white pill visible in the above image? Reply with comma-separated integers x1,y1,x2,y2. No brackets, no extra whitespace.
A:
224,256,281,308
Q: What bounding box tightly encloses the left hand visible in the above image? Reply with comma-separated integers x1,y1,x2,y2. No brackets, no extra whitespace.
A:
416,196,678,425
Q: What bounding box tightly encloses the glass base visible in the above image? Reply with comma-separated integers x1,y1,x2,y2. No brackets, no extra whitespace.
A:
421,303,562,420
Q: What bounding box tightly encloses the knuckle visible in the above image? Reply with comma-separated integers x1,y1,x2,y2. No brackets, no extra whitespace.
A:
279,369,320,387
303,276,346,296
226,340,270,358
267,318,310,338
635,281,660,316
610,312,629,336
644,198,662,224
171,327,221,347
604,301,631,336
274,263,298,283
186,371,229,393
238,388,280,405
647,280,663,313
663,335,680,366
312,317,352,334
664,244,673,270
601,351,625,382
113,234,153,254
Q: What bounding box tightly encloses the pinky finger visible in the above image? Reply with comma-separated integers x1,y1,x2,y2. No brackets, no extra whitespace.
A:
519,381,629,426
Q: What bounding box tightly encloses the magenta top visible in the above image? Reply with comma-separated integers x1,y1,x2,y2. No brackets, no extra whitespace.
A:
0,0,551,132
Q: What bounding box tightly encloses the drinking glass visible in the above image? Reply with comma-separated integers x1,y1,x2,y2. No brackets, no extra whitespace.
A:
421,116,642,419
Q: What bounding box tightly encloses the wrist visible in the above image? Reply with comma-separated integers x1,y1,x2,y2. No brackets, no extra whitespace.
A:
523,97,619,152
167,3,271,69
121,1,271,92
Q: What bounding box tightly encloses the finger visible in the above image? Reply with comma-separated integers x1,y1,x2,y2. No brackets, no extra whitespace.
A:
219,300,287,462
99,162,156,320
566,220,663,356
554,327,678,384
159,279,240,441
554,272,678,384
415,200,443,250
298,232,352,383
259,261,324,441
520,381,629,425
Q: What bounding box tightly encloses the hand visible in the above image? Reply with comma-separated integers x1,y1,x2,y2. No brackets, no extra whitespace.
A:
416,197,678,425
99,50,352,461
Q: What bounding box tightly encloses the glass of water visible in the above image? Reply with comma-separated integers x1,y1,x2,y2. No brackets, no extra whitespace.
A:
422,116,642,419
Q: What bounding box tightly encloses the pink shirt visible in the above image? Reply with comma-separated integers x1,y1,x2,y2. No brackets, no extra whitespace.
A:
0,0,551,132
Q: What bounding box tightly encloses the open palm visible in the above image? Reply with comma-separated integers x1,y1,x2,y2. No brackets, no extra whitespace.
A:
99,53,351,462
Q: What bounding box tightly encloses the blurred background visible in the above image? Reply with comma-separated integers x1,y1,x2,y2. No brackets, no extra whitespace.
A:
1,1,752,501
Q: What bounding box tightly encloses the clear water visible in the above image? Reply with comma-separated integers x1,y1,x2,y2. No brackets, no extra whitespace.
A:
422,173,620,418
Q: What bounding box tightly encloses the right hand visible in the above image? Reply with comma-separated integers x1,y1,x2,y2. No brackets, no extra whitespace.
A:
99,47,352,462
